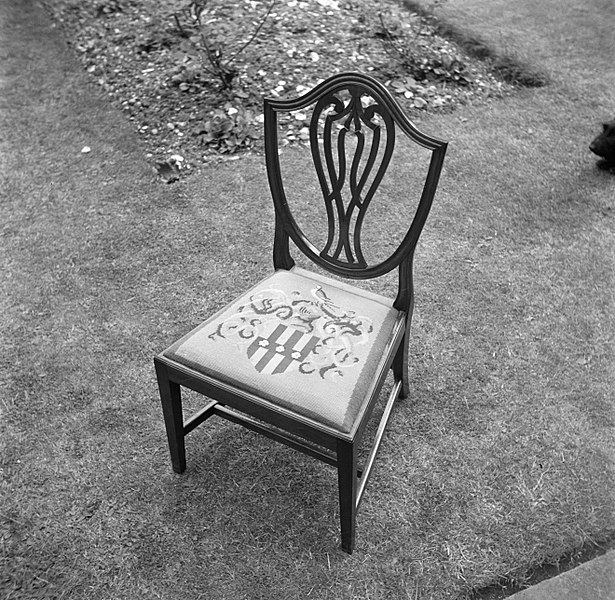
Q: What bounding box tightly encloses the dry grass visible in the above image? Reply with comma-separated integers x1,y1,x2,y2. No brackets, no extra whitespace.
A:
1,0,614,599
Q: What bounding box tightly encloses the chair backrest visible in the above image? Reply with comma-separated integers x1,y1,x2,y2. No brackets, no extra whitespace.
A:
264,72,447,284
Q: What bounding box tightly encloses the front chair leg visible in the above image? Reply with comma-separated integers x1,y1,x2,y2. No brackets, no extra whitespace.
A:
154,359,186,473
337,439,357,554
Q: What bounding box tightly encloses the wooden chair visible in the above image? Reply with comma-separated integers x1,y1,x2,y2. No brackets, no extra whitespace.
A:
154,72,447,553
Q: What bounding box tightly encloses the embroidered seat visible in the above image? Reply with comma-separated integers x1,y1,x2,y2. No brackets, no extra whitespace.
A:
165,269,400,433
154,72,447,553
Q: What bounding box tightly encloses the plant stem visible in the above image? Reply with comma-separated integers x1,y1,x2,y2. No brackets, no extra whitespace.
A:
226,0,277,65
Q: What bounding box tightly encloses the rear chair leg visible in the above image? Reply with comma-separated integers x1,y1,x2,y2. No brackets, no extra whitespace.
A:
155,360,186,473
337,439,357,554
392,335,409,399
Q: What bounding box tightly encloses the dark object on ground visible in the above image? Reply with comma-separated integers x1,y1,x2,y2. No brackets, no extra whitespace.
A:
154,159,180,183
154,72,448,554
590,120,615,170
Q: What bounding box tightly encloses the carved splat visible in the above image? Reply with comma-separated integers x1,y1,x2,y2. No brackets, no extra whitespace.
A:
310,86,395,269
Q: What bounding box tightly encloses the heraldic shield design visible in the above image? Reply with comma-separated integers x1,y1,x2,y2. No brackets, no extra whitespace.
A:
208,285,374,381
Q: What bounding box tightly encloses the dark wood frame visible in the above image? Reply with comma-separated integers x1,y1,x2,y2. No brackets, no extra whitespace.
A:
154,72,447,554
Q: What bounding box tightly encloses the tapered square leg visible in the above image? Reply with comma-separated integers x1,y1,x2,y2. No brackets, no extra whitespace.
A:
392,336,409,399
155,359,186,473
337,439,357,554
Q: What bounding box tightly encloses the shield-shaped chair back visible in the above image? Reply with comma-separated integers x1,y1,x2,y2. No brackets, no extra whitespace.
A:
264,72,447,284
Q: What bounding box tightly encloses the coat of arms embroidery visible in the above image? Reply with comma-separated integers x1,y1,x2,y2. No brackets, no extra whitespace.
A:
208,286,373,380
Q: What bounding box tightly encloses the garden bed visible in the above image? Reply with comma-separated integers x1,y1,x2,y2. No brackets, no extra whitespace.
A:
44,0,511,175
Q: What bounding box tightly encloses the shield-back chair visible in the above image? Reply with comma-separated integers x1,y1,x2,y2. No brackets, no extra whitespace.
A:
154,72,447,553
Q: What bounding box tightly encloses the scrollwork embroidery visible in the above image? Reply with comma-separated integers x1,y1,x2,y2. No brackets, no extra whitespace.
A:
209,286,372,380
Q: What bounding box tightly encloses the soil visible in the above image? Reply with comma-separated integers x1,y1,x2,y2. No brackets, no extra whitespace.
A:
43,0,512,178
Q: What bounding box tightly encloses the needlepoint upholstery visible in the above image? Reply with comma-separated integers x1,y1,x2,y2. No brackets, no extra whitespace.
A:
165,269,399,433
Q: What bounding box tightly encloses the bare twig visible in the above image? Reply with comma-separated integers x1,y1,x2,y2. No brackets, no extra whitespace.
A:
176,0,276,89
378,13,406,62
226,0,276,65
173,13,187,37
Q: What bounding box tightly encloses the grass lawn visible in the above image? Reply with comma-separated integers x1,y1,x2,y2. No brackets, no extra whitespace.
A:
1,0,614,599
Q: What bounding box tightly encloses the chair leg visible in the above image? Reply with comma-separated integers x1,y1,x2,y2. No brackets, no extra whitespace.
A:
392,335,409,399
337,439,357,554
155,359,186,474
